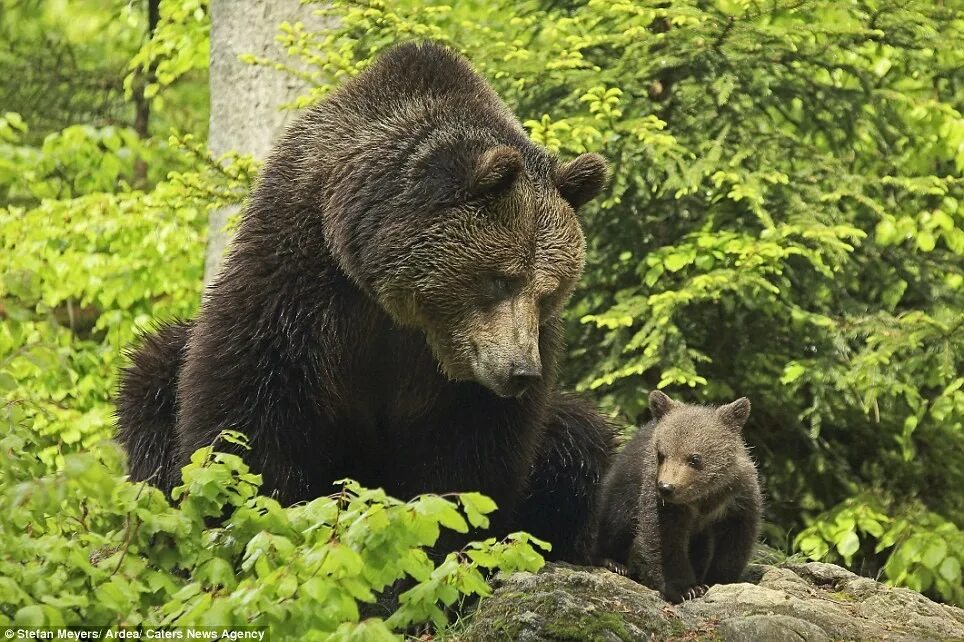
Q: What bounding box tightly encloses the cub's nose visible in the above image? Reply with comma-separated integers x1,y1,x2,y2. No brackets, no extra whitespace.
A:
658,481,675,497
506,361,542,396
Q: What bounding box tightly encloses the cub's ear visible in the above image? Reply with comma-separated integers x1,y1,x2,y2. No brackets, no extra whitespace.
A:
469,146,523,196
649,390,677,420
555,152,609,209
718,397,751,430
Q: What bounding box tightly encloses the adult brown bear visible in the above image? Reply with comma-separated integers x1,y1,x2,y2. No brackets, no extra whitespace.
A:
116,41,613,562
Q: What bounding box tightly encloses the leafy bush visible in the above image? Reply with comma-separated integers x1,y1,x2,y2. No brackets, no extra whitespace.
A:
794,494,964,604
0,121,252,460
0,424,546,637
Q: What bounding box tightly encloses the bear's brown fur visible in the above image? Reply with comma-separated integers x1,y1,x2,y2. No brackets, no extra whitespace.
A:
594,391,762,601
116,41,613,562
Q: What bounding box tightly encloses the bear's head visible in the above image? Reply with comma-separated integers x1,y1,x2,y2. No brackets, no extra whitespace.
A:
327,130,607,398
647,391,752,505
397,142,606,398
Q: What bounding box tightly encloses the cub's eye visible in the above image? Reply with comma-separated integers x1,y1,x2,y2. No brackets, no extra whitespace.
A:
687,454,703,469
656,451,665,463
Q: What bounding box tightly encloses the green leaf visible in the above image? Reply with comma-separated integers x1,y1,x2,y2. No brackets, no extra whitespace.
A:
875,218,897,245
836,531,860,558
916,230,936,252
781,362,806,385
938,556,961,584
14,605,46,627
460,492,497,529
921,538,948,569
663,253,691,272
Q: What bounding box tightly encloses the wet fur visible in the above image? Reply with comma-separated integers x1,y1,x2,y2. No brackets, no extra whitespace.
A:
594,393,762,601
115,42,613,563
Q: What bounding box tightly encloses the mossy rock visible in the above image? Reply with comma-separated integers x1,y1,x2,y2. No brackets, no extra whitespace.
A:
461,561,964,641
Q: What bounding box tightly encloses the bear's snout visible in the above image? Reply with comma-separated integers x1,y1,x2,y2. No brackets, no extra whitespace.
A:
472,349,541,398
463,293,543,397
505,358,542,396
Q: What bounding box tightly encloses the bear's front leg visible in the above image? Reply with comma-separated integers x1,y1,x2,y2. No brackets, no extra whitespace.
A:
705,506,760,586
688,528,716,585
657,505,704,603
512,393,615,564
600,558,631,576
627,500,665,592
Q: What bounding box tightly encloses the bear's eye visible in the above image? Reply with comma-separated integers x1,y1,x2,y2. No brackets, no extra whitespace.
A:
483,275,516,301
687,454,703,469
656,451,665,464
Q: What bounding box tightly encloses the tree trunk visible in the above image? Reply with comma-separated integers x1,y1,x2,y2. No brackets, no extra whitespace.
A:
204,0,323,285
132,0,160,185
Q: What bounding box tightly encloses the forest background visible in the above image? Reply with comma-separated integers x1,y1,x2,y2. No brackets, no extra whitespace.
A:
1,0,962,635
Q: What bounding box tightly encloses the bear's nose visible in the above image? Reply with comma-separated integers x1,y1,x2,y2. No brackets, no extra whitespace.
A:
506,361,542,395
658,481,675,496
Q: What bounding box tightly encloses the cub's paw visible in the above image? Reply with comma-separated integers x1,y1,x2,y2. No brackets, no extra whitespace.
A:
600,558,630,577
663,583,709,603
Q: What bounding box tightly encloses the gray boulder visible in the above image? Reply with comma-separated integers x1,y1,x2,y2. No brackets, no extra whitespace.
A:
462,561,964,641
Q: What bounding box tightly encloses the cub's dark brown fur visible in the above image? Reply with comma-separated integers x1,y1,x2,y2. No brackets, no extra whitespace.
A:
594,391,762,602
115,41,614,562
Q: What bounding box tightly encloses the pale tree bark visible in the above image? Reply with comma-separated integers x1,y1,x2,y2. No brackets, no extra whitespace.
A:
204,0,324,285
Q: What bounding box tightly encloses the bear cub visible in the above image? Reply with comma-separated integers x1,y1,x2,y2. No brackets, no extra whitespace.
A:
594,391,762,603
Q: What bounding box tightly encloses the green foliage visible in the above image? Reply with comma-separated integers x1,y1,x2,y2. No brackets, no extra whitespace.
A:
0,124,253,461
795,495,964,605
0,0,142,140
0,0,214,461
125,0,211,104
0,424,546,636
266,0,964,603
0,0,208,143
0,122,182,203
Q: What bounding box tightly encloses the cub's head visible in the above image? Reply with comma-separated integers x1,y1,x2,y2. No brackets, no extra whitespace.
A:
349,137,607,398
648,391,752,505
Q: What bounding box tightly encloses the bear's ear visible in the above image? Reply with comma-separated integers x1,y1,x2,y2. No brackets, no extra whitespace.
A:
649,390,677,420
469,146,523,196
718,397,751,431
555,153,609,209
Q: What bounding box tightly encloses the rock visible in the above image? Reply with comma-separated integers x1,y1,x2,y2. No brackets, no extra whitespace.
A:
717,614,830,642
462,561,964,641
